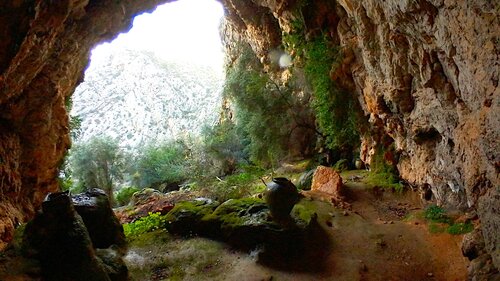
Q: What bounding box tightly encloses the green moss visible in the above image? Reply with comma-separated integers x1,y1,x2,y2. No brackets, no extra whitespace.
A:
291,200,318,226
164,199,221,235
205,198,268,227
447,222,474,235
165,200,219,221
364,145,404,192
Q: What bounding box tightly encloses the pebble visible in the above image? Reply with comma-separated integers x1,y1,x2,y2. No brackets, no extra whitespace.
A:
414,221,419,225
427,272,434,277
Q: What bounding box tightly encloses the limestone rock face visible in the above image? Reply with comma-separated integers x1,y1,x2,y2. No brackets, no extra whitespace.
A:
220,0,499,271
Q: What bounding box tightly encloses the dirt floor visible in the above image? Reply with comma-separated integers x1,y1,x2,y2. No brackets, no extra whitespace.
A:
125,171,469,281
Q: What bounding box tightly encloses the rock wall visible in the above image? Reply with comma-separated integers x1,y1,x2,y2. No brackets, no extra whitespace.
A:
0,0,171,250
220,0,499,271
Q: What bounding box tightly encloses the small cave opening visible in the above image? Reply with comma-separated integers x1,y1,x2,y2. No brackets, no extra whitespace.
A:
413,126,442,145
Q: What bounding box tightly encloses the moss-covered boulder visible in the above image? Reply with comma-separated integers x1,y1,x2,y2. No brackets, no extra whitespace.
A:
164,197,319,258
164,198,220,236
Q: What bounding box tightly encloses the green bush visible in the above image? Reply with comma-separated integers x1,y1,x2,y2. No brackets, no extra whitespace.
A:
364,145,404,192
424,205,452,224
200,122,247,176
223,43,315,167
424,205,474,235
69,136,126,206
116,186,140,206
193,165,267,202
304,35,360,153
333,159,349,172
447,222,474,235
134,141,190,189
123,212,167,239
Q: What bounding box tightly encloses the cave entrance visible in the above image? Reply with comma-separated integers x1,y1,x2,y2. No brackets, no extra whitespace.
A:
71,0,225,149
62,0,225,198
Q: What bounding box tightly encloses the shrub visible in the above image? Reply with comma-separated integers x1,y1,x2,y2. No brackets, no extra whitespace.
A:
333,159,349,172
193,165,267,202
134,141,190,189
447,222,473,235
364,145,404,192
303,36,361,153
223,43,315,167
424,205,452,224
200,121,247,176
69,136,126,206
123,212,167,239
424,205,473,235
116,186,140,206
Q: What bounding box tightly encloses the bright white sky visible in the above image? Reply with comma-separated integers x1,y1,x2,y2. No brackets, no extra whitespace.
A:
91,0,225,70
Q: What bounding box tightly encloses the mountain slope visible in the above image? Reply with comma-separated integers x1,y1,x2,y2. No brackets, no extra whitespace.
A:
72,47,223,149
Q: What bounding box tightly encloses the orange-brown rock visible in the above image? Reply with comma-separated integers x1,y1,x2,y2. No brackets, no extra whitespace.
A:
311,166,345,201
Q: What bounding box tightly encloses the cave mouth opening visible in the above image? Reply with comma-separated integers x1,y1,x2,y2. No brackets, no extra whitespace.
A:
62,0,226,197
71,0,225,149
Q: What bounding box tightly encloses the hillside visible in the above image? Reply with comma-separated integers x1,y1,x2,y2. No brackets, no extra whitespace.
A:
71,47,223,149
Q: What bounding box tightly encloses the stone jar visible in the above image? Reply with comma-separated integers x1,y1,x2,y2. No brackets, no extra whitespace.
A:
264,177,299,221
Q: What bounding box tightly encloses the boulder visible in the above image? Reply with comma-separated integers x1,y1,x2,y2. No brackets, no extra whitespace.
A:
164,197,319,263
297,169,316,190
164,198,220,236
72,189,126,252
311,165,345,199
23,191,111,281
462,228,486,260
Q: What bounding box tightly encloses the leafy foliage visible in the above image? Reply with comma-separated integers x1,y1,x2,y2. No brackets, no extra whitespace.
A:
304,36,360,152
134,141,190,189
191,165,267,202
200,122,247,176
423,205,474,235
123,212,167,239
424,205,453,224
116,186,140,206
447,222,474,235
224,43,315,167
70,136,125,205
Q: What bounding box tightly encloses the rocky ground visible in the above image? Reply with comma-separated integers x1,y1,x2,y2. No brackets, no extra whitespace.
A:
121,171,469,281
0,170,472,281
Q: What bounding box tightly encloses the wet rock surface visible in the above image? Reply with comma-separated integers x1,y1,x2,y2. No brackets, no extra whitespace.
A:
73,188,126,251
22,190,128,281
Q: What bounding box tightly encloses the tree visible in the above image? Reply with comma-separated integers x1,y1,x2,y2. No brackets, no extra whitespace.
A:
224,43,317,167
134,141,189,189
70,136,125,206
